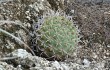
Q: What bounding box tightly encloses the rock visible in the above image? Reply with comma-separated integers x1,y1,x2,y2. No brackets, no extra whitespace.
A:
70,10,75,14
11,49,31,59
0,62,16,70
16,65,22,70
44,67,53,70
0,65,5,70
8,49,35,68
82,59,91,67
92,53,98,59
107,45,110,48
52,61,63,70
61,63,69,70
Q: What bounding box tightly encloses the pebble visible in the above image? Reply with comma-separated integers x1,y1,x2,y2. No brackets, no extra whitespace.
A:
52,61,63,70
61,63,69,70
83,59,91,67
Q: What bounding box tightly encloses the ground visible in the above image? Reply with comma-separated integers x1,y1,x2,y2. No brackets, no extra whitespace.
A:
0,0,110,70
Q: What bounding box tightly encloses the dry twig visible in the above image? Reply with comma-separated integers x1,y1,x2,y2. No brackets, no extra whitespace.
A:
0,28,35,55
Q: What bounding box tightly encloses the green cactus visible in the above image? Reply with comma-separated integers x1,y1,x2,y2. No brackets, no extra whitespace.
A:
36,16,78,60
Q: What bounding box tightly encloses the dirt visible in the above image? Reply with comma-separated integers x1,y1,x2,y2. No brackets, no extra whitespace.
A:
0,0,110,70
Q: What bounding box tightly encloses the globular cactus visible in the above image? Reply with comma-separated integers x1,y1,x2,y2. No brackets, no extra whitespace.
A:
35,16,78,61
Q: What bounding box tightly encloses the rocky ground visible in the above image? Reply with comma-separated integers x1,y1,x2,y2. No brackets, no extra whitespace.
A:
0,0,110,70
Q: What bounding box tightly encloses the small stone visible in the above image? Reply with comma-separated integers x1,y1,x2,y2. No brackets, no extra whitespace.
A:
52,61,63,70
0,65,5,70
93,53,98,59
103,56,107,59
82,59,91,67
16,65,22,70
106,52,109,55
61,64,69,70
45,67,53,70
107,45,110,48
70,10,74,14
11,49,30,59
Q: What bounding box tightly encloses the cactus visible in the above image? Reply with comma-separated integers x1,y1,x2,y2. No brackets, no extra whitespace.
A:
36,16,78,60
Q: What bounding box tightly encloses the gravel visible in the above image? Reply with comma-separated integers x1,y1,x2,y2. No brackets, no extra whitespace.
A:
0,49,108,70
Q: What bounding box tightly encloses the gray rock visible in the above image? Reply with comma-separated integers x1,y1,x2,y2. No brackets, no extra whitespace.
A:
83,59,91,67
11,49,30,59
0,65,5,70
52,61,63,70
61,63,69,70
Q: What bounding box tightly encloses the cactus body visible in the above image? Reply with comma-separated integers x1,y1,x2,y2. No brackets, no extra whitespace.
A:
36,16,78,60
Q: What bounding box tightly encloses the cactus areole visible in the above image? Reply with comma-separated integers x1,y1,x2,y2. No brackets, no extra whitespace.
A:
35,16,78,61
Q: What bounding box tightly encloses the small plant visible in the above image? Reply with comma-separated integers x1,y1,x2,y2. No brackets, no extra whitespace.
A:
36,15,78,60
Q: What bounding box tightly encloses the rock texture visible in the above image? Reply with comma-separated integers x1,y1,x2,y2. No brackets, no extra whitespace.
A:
0,49,108,70
75,0,110,4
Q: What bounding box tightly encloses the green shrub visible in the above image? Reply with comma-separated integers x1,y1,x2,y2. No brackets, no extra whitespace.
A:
36,16,78,60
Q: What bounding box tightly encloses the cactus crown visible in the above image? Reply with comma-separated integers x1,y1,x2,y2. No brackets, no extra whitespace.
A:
36,15,78,60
